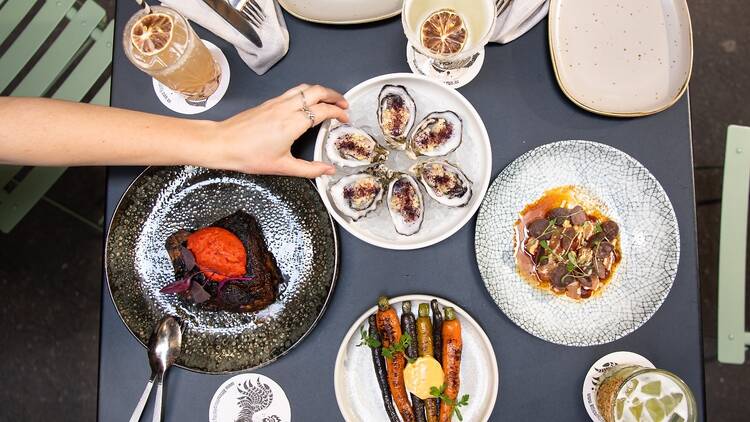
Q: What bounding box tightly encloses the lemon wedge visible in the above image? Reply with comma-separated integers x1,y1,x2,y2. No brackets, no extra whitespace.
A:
403,356,444,400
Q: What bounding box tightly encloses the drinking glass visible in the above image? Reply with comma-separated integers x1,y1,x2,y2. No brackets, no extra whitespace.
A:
596,365,696,422
123,6,221,102
402,0,496,88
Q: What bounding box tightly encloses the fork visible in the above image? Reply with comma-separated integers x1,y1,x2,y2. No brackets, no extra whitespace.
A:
495,0,513,17
238,0,266,27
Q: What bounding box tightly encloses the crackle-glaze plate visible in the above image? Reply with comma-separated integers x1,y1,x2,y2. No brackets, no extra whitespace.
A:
475,141,680,346
105,166,338,373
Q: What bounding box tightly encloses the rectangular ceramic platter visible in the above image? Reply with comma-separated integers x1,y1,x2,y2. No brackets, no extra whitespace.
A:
277,0,402,24
549,0,692,116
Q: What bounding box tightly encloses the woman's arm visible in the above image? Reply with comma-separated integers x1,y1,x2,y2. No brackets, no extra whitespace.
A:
0,84,349,178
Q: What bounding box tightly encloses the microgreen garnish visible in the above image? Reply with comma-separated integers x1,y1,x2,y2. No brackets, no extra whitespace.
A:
382,333,412,360
357,327,381,349
593,222,603,235
430,384,470,421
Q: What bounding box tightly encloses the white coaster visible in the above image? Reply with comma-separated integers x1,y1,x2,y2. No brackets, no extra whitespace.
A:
151,40,230,115
209,374,291,422
582,351,655,421
406,42,485,89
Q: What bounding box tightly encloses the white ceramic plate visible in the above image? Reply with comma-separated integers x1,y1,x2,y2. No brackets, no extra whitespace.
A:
475,140,680,346
314,73,492,250
549,0,693,117
334,295,499,422
278,0,402,25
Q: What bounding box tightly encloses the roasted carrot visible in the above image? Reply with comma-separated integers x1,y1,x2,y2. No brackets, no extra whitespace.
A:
402,301,427,422
368,314,400,422
430,299,444,410
430,299,443,363
439,307,462,422
377,296,416,422
417,303,440,422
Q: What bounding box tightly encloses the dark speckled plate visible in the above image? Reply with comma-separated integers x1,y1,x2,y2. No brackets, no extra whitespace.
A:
105,166,338,373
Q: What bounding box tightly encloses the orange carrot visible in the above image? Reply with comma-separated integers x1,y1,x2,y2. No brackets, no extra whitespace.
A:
376,296,416,422
439,307,462,422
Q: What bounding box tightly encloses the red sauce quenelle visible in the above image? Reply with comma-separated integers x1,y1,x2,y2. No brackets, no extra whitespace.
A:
514,186,621,300
186,227,247,282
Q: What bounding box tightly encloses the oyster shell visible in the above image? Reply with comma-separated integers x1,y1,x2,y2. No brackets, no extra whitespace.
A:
329,169,386,221
411,160,472,207
377,85,416,150
408,111,463,158
387,173,424,236
325,124,388,167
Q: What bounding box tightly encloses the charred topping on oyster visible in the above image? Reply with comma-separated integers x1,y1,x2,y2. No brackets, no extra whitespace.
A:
413,118,453,151
377,85,416,150
380,95,409,137
325,124,388,167
390,176,422,224
409,111,463,158
421,162,467,198
329,170,386,221
343,178,381,211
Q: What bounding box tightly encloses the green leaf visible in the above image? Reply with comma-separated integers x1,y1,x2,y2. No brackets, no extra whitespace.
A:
594,223,603,234
356,327,381,349
539,240,550,251
566,261,575,272
401,333,412,347
455,407,463,421
459,394,470,406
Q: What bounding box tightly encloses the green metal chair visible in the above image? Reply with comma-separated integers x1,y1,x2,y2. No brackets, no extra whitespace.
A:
0,0,113,233
717,125,750,364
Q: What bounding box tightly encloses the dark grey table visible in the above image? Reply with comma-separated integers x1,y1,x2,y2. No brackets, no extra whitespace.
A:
100,2,705,420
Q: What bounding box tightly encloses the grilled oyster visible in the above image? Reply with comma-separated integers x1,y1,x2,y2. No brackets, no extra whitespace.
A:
377,84,417,150
329,170,386,221
325,124,388,167
411,160,472,207
408,111,463,158
387,173,424,236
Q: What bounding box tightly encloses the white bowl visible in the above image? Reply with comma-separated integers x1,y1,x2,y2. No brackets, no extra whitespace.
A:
314,73,492,250
333,294,499,422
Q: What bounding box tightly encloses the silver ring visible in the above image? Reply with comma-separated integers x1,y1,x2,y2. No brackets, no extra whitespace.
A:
304,109,316,127
299,90,310,112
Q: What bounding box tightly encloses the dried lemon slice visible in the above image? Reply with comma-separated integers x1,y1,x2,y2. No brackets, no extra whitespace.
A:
130,12,174,56
420,9,468,56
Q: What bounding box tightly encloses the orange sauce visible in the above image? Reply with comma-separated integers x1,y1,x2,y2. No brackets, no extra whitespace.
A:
187,227,247,282
514,186,621,298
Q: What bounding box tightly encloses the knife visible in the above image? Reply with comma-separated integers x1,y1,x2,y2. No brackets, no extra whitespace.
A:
202,0,263,48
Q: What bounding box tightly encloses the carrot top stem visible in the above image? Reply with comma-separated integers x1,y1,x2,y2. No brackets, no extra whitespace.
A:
418,303,430,317
378,296,390,310
402,300,412,313
444,307,456,321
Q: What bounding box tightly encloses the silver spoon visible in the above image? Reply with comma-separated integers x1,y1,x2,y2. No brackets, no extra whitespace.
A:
129,316,183,422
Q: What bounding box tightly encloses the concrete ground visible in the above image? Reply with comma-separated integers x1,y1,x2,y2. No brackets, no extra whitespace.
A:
0,0,748,420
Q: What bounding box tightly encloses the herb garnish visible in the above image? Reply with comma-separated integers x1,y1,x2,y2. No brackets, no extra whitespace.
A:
356,326,381,349
430,384,470,421
382,333,414,363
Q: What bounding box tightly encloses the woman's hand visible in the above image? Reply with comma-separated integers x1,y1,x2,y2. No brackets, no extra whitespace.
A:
203,84,349,178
